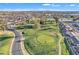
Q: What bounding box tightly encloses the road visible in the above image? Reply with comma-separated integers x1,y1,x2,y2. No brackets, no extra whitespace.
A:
11,30,23,55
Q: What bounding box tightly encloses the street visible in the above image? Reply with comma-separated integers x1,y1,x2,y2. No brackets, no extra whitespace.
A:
11,30,23,55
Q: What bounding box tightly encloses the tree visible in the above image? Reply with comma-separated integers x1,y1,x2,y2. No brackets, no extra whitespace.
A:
0,19,7,31
33,17,41,29
53,16,59,23
70,16,74,18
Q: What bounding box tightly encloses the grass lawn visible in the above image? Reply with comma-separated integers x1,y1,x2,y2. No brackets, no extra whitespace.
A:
16,21,69,55
58,27,69,55
0,31,14,55
23,29,59,55
60,36,69,55
20,21,59,55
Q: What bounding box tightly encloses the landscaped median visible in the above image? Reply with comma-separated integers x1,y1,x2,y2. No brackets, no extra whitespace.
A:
0,31,14,55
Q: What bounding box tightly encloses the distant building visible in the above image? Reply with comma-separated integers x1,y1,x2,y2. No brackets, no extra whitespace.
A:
59,18,73,22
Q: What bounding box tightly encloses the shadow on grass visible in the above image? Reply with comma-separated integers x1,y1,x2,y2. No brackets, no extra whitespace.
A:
0,53,4,55
0,36,13,41
16,25,34,30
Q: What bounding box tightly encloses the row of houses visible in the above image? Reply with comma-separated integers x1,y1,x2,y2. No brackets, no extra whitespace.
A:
59,21,79,55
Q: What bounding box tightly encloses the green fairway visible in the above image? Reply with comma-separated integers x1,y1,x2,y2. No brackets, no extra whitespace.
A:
23,29,59,55
0,31,14,55
16,20,69,55
19,21,59,55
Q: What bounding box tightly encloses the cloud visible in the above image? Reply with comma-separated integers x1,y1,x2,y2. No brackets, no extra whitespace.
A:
42,3,51,6
42,3,61,7
69,4,76,6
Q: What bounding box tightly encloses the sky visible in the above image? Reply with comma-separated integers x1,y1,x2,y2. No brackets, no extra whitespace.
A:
0,3,79,11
